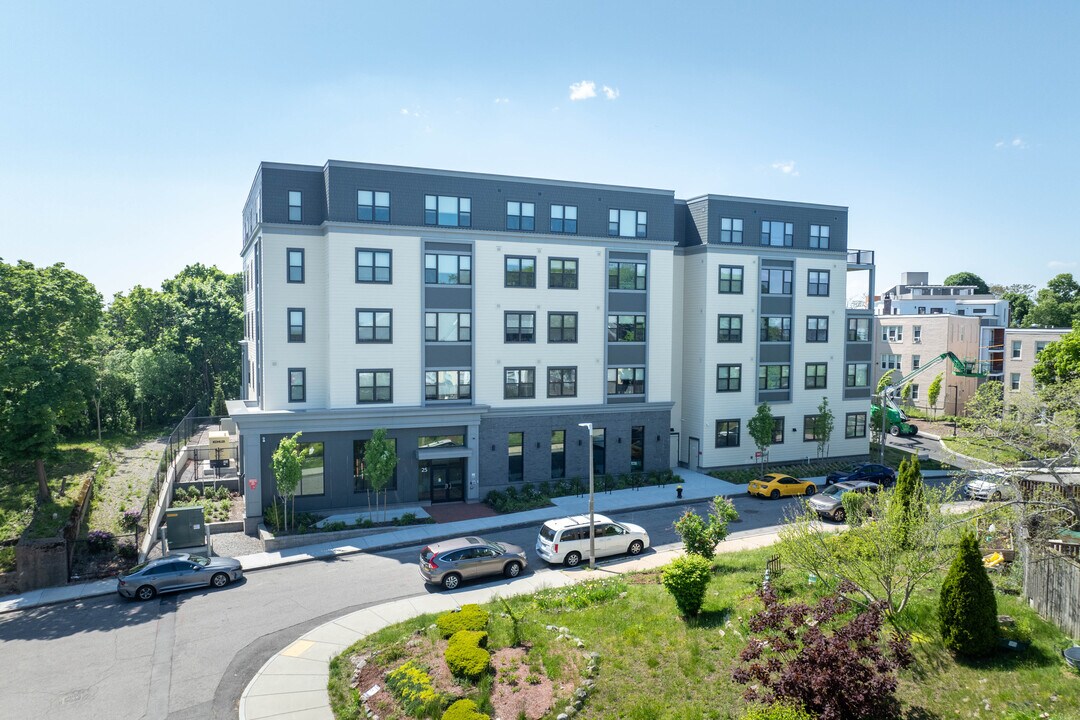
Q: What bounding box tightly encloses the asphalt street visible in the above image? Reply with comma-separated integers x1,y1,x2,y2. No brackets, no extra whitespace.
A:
0,493,800,720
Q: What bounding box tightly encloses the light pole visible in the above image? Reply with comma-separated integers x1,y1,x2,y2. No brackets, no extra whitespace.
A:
952,384,959,437
578,422,596,570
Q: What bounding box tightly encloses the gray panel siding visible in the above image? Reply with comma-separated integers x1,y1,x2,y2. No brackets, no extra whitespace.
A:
425,286,473,310
846,343,872,362
759,389,791,403
425,241,473,253
844,388,873,400
478,408,670,492
321,164,675,243
760,344,792,363
686,199,709,248
761,258,794,268
680,196,848,253
260,167,327,226
426,345,472,368
608,292,648,312
761,296,793,315
609,251,649,261
608,344,647,365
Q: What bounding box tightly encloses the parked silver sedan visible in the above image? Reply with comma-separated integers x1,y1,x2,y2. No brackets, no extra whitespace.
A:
808,480,880,522
117,553,244,600
419,536,527,590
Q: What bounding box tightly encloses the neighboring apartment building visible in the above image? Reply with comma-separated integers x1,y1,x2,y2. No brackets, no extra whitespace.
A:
1003,328,1071,403
673,196,875,471
872,314,981,416
229,161,875,528
874,271,1009,383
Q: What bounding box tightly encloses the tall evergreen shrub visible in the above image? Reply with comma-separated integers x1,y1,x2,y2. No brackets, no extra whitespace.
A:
939,530,998,658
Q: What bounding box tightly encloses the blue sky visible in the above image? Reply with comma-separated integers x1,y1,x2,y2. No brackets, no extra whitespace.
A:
1,1,1077,301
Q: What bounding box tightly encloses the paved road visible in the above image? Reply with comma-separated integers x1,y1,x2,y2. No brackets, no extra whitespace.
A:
0,493,798,720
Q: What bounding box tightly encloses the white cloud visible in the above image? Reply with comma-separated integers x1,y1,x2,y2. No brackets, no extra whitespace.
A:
1048,260,1077,269
569,80,597,101
995,136,1028,150
602,85,620,100
771,160,799,177
493,97,510,104
400,108,409,115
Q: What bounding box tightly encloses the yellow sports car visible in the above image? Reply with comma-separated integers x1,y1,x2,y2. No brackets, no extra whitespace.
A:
748,473,817,500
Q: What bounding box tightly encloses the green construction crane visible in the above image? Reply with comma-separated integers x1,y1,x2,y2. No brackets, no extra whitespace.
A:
871,351,986,438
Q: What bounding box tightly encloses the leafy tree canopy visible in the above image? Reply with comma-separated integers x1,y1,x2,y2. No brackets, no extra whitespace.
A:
943,271,990,295
1031,323,1080,386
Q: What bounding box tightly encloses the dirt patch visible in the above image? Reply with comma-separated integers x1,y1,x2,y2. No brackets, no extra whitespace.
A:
88,435,168,535
490,646,570,720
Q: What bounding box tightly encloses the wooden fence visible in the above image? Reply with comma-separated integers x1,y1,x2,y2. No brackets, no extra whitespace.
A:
1023,546,1080,640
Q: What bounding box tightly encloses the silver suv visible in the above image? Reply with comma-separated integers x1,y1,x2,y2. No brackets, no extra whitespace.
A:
419,536,527,590
807,480,879,522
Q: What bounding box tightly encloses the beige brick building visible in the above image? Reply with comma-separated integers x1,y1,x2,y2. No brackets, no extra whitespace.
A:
1002,328,1071,403
873,314,982,416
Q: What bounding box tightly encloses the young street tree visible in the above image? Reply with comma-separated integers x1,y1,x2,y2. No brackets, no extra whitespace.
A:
0,260,102,501
363,429,398,522
927,373,944,417
271,432,303,532
673,496,739,558
812,396,834,460
747,402,776,477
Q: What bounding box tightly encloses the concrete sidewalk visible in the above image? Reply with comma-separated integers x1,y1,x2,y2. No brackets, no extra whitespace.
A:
238,528,796,720
0,468,742,614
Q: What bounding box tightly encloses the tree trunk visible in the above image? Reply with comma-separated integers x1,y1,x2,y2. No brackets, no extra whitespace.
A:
35,458,50,502
94,395,102,442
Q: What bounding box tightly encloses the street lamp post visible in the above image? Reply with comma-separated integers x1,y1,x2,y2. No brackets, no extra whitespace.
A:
952,384,959,437
578,422,596,570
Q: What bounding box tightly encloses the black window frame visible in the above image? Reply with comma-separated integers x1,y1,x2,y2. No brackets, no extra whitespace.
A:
720,217,743,244
504,256,537,288
607,314,646,343
354,437,398,492
357,190,390,223
630,425,645,472
548,367,578,398
550,429,566,479
845,412,867,439
287,307,306,343
608,261,647,290
356,248,392,284
718,265,744,294
608,208,648,238
503,367,536,399
847,317,870,342
805,362,828,389
356,369,393,404
508,432,524,482
548,312,578,343
846,362,870,388
760,316,792,342
808,270,831,297
548,257,578,288
715,419,741,448
716,364,742,392
504,311,536,343
758,364,791,390
288,190,302,223
356,309,392,343
424,253,472,286
809,224,830,249
760,220,793,246
295,441,325,496
550,204,577,234
804,414,822,442
506,201,535,231
287,248,305,284
424,194,471,227
717,314,743,343
424,370,472,401
807,316,829,343
607,367,645,396
772,417,785,444
425,312,472,342
760,268,793,295
288,368,306,403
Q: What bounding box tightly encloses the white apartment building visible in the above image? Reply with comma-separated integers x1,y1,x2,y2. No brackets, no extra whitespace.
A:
229,162,876,529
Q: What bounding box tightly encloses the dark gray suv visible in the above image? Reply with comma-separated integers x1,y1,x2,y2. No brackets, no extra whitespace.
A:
419,536,527,590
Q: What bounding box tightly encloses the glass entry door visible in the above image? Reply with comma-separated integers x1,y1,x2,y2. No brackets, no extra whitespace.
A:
423,458,466,503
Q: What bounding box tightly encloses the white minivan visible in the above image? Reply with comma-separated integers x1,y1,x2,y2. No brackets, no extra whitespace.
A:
535,514,650,567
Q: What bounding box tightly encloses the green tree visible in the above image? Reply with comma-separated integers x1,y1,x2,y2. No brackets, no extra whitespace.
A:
130,347,191,428
1028,273,1080,328
1002,291,1034,328
813,396,834,459
747,402,776,477
900,381,913,408
943,271,990,295
210,376,227,416
661,554,712,617
1031,324,1080,386
927,373,944,417
0,260,102,500
939,530,998,658
271,432,303,532
673,496,739,558
363,428,398,522
964,380,1004,420
890,456,926,549
876,369,897,394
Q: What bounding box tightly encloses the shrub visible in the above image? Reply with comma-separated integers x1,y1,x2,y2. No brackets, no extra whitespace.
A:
445,630,491,680
395,512,417,526
442,698,490,720
117,541,138,560
263,504,284,531
533,577,628,612
743,702,815,720
120,508,142,531
436,604,490,638
323,521,347,532
385,660,441,716
661,554,713,617
87,530,116,553
939,530,999,658
172,487,187,504
840,491,870,525
674,496,739,558
732,581,912,720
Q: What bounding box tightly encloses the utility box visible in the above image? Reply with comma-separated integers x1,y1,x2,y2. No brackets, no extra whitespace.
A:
163,506,208,550
208,431,233,469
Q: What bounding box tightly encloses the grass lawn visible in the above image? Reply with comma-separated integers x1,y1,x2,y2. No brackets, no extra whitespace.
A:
330,546,1080,720
941,436,1032,466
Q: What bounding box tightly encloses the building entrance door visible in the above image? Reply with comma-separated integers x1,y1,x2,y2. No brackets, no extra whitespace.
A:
423,458,466,503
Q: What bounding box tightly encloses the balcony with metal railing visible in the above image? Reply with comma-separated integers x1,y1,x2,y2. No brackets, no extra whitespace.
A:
847,249,875,266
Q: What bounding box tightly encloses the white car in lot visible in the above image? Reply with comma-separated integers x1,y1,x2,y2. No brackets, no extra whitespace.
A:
536,514,650,567
964,479,1007,501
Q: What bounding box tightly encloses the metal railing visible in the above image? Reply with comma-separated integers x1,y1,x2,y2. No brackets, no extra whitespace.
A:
140,405,200,528
847,249,875,265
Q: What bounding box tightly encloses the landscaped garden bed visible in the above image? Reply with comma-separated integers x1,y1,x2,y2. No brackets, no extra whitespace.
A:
483,470,678,513
328,546,1079,720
